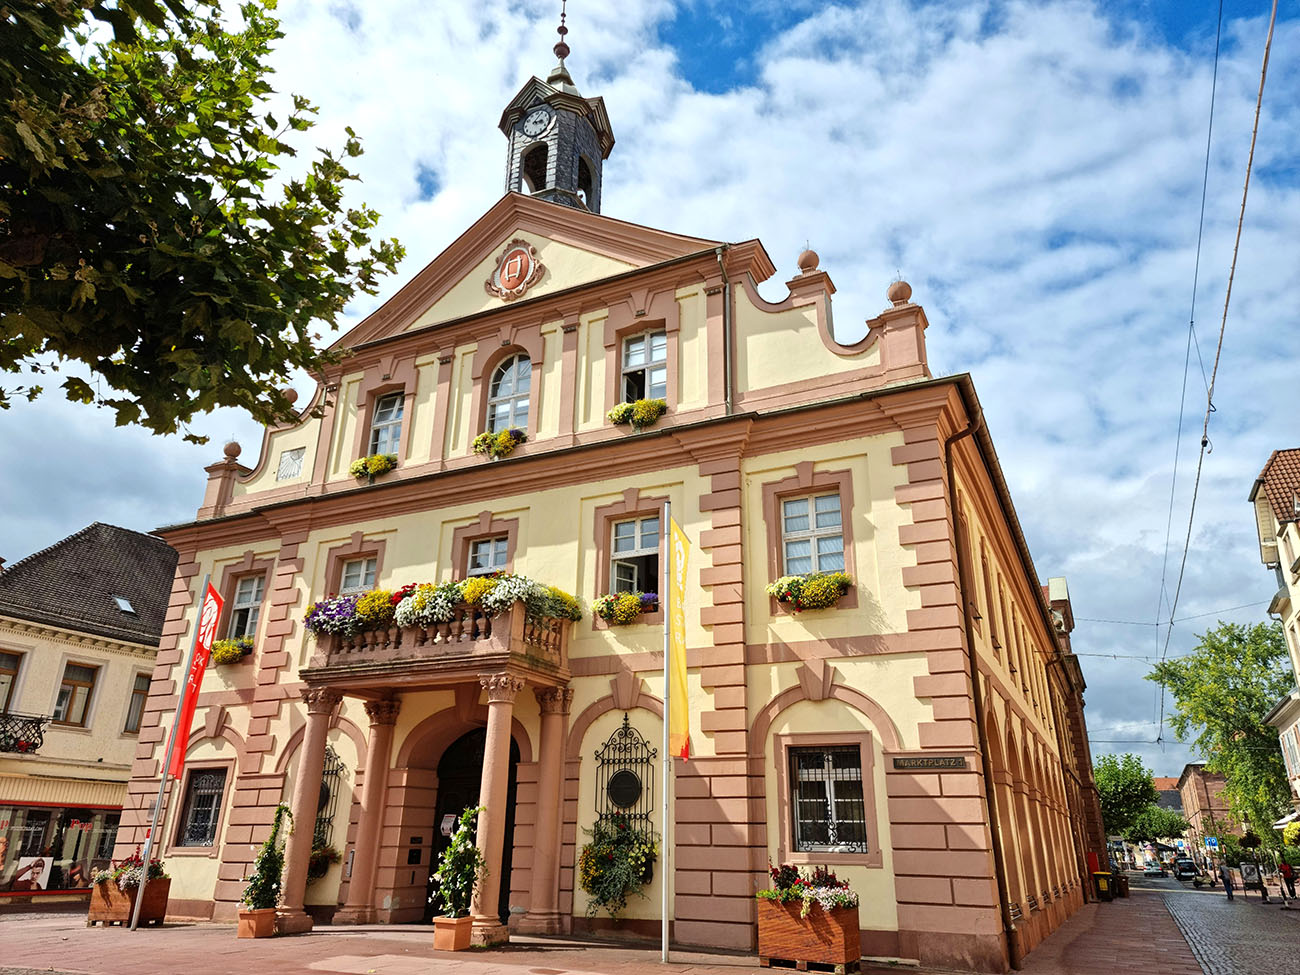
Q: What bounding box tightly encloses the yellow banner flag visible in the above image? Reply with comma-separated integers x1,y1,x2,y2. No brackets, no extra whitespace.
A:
668,517,691,759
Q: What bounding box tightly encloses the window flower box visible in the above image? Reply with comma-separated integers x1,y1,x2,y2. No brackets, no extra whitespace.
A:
211,637,254,665
766,572,853,612
756,864,860,972
592,591,658,625
607,398,667,432
349,453,397,482
472,427,526,460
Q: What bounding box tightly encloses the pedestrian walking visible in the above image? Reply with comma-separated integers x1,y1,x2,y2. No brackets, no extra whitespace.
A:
1281,861,1296,899
1220,863,1235,901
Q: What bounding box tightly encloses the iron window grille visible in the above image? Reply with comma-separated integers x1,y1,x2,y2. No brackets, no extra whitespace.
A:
487,355,531,433
788,745,868,854
369,392,404,456
315,745,344,846
621,331,667,402
781,494,844,575
594,713,656,827
177,769,227,847
227,575,264,640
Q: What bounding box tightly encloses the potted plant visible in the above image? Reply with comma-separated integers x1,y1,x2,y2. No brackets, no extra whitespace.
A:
576,813,658,917
607,398,668,431
471,427,526,460
592,591,658,625
431,805,485,951
349,453,397,483
306,840,341,885
756,864,860,971
238,804,292,938
88,849,170,927
211,637,254,665
766,571,853,612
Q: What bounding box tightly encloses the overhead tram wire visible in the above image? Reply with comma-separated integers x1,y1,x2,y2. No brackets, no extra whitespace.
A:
1153,0,1224,738
1074,599,1270,627
1155,0,1279,742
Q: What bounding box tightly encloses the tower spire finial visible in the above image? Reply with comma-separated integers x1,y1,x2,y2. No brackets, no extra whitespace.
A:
553,0,570,61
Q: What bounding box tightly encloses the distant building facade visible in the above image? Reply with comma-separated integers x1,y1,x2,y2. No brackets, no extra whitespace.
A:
1249,450,1300,819
1178,763,1235,854
0,524,177,899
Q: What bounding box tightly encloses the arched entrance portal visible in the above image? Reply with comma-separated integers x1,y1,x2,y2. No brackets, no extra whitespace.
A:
424,728,519,924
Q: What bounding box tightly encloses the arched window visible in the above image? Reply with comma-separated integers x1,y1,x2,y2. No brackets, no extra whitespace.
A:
521,144,548,194
369,391,403,455
578,156,595,207
488,354,531,433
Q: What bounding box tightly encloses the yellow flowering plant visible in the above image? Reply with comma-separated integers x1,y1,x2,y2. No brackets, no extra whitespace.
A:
348,453,397,478
354,589,395,627
211,637,253,665
607,398,667,431
766,571,853,611
577,813,658,917
471,427,526,459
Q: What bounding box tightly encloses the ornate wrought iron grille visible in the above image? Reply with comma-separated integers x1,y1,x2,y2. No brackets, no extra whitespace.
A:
594,713,656,826
315,745,345,845
0,711,50,754
179,769,227,847
789,745,869,853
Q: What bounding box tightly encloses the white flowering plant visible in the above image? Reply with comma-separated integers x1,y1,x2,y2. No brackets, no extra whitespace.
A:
393,581,464,627
756,863,859,919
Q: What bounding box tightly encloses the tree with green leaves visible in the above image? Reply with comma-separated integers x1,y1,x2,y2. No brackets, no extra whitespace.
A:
1123,805,1190,845
1,0,402,441
1148,620,1293,850
1093,752,1159,836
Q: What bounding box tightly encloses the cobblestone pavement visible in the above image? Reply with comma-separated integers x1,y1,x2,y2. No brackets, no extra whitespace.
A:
1147,875,1300,975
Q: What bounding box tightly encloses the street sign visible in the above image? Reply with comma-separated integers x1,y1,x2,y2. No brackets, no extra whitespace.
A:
1205,837,1219,850
1175,839,1185,848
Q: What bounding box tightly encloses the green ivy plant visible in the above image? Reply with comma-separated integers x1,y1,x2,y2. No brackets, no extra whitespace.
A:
432,806,485,918
576,813,657,917
242,804,293,911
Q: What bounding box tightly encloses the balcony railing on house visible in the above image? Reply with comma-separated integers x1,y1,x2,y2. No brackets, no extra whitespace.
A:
0,711,51,754
304,601,571,688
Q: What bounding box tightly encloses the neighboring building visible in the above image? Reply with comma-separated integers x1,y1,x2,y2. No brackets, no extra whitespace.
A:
1153,777,1183,813
113,36,1105,973
1251,449,1300,818
1178,763,1235,853
0,524,178,898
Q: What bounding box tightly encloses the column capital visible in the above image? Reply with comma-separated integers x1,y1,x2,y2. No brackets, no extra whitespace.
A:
302,687,342,715
480,673,525,704
363,698,401,726
535,686,574,715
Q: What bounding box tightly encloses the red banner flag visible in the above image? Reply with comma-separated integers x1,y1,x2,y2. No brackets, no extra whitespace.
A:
168,583,223,780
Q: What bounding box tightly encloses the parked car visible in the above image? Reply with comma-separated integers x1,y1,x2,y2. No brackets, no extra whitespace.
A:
1143,862,1166,876
1174,858,1199,880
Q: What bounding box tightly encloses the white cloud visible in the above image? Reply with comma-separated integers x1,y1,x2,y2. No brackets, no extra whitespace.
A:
4,0,1297,777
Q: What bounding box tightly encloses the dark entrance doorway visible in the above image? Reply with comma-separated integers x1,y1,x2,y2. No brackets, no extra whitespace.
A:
423,727,519,924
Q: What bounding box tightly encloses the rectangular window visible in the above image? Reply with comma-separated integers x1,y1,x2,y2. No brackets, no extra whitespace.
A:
0,651,20,712
781,494,844,575
52,663,99,727
467,537,509,577
123,673,151,735
176,768,228,847
621,331,667,402
227,575,264,639
611,516,660,592
788,745,868,853
369,392,404,456
339,557,377,594
276,447,305,481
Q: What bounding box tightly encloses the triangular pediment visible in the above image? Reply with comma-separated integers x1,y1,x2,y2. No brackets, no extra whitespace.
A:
337,193,723,349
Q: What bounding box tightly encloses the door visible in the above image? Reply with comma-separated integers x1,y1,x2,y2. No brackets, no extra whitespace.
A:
424,728,519,924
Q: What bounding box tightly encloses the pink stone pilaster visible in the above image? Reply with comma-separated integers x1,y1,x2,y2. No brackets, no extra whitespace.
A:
334,697,400,925
517,686,573,934
471,674,525,945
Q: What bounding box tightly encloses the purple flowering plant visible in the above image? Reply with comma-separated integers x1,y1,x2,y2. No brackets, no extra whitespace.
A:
303,593,363,636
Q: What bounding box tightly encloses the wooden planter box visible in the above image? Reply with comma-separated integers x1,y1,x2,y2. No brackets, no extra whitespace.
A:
87,878,171,928
757,898,861,973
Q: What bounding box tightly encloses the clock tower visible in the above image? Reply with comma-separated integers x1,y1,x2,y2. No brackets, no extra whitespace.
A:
498,10,614,213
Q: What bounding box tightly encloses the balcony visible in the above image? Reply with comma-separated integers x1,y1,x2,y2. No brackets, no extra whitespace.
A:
1270,585,1291,618
0,711,51,755
302,602,571,691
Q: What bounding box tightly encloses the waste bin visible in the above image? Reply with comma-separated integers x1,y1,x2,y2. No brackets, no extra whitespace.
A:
1117,873,1130,897
1092,871,1113,902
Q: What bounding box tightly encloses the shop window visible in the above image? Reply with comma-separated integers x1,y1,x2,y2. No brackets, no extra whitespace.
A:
611,515,660,592
621,330,667,402
227,575,264,640
276,446,305,481
0,651,21,712
781,494,844,575
339,557,377,594
788,745,868,853
487,354,531,433
176,768,228,847
123,673,150,735
369,392,404,456
468,536,509,577
53,663,98,727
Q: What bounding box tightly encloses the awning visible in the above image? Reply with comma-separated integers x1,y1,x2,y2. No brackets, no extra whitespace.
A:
1271,809,1300,830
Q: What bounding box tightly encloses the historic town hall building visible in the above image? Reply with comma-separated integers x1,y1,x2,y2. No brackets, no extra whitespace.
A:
115,36,1106,973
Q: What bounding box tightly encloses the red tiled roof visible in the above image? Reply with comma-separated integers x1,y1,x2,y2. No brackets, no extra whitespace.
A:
1255,449,1300,523
1153,777,1179,791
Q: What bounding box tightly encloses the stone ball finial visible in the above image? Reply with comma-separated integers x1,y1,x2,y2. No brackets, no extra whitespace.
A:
223,441,241,460
887,279,912,305
797,248,820,273
280,386,298,406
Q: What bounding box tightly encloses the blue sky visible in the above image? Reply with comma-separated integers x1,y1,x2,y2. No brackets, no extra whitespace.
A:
2,0,1298,780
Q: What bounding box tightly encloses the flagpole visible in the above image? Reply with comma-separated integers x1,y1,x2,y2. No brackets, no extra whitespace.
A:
661,501,671,964
129,572,208,932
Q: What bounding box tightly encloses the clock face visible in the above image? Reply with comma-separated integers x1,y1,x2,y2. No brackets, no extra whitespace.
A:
521,108,551,138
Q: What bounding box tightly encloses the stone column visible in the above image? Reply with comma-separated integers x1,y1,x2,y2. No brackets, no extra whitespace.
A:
517,686,573,934
471,674,524,946
334,697,401,925
277,687,341,934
